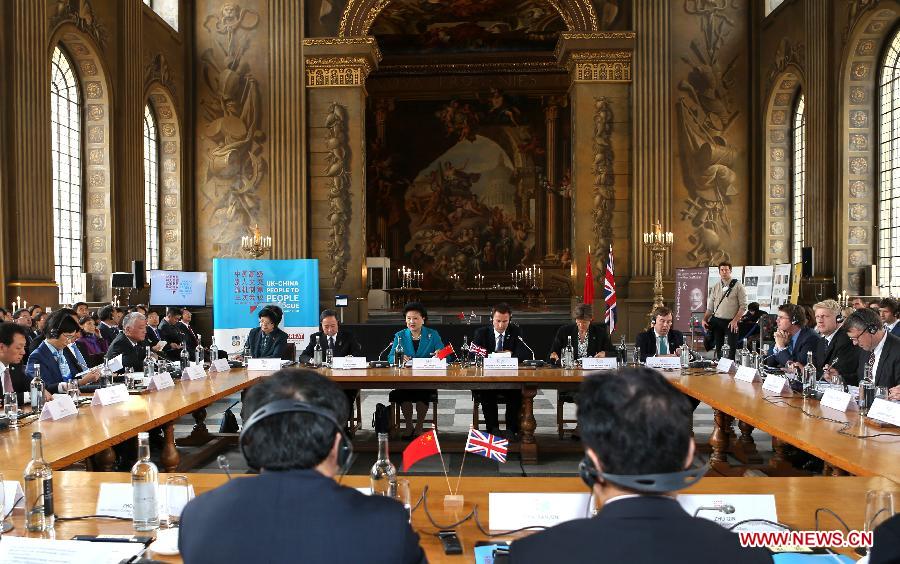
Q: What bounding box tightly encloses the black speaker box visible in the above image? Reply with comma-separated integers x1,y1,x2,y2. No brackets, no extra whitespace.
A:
111,272,134,288
132,260,146,288
801,247,813,278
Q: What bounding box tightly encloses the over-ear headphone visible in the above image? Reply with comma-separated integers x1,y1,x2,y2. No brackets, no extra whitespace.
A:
239,398,353,473
48,313,67,339
866,322,879,335
835,310,844,324
578,455,707,494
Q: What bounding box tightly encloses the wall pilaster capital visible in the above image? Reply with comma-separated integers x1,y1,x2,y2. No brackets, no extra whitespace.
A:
555,32,635,83
303,36,381,88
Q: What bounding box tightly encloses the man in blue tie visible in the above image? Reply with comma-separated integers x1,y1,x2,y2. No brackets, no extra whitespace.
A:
635,307,685,362
764,303,818,368
878,297,900,337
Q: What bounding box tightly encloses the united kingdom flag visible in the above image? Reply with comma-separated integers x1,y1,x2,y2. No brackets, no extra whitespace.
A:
604,244,618,333
465,428,508,463
469,343,487,357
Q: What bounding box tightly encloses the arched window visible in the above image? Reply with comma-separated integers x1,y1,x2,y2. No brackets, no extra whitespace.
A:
51,46,83,305
791,94,806,265
879,29,900,293
143,104,160,270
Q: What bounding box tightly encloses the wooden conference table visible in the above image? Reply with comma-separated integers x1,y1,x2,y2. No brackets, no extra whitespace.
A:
4,473,896,563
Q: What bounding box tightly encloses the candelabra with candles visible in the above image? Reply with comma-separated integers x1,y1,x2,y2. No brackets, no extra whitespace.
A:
241,224,272,259
10,296,27,312
838,290,850,308
642,220,674,311
512,265,543,289
397,267,422,289
473,273,485,289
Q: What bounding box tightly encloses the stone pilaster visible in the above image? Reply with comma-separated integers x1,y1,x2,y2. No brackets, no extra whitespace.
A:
304,37,381,321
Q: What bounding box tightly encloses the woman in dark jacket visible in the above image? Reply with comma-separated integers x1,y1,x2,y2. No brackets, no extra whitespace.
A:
244,305,288,359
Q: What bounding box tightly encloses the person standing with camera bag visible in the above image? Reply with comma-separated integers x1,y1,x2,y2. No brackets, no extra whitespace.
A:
702,262,747,360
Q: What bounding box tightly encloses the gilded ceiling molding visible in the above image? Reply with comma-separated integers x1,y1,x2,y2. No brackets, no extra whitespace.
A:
305,56,374,87
378,61,562,75
302,36,383,63
50,0,107,51
561,50,633,83
553,32,636,62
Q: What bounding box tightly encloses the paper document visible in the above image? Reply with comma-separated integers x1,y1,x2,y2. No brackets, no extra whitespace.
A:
0,537,142,564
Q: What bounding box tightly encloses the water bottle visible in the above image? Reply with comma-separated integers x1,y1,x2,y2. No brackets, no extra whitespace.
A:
131,432,159,531
720,341,731,362
325,346,334,367
24,432,53,532
209,336,219,364
562,336,575,369
313,336,324,366
680,344,691,368
802,351,818,398
99,358,111,388
29,365,44,414
180,345,190,371
143,346,155,379
242,343,251,367
195,334,205,367
370,433,398,497
617,335,627,367
394,339,404,369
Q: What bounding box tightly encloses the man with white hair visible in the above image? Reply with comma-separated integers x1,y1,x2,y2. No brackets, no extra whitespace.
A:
812,299,860,384
105,312,155,372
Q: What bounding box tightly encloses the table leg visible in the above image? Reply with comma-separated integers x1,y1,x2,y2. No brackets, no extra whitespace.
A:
161,421,179,472
519,386,538,464
709,410,734,469
175,408,211,447
732,420,763,464
769,436,792,471
93,447,116,472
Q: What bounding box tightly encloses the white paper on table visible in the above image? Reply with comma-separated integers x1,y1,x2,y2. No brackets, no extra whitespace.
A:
580,357,618,370
39,395,78,420
483,357,519,370
867,398,900,426
247,358,281,371
96,482,196,519
0,537,142,564
677,494,778,532
820,388,856,412
3,480,25,512
488,492,591,530
488,351,512,358
106,354,124,372
331,356,368,369
90,384,129,406
645,357,682,371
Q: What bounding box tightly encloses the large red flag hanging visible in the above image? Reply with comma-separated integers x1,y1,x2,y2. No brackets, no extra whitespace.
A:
402,429,441,472
583,251,595,305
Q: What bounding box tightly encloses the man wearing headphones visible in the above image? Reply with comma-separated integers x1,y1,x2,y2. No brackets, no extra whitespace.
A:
298,308,362,363
26,312,101,393
878,297,900,336
635,306,685,362
763,303,818,369
244,305,288,358
509,368,771,563
812,299,860,384
179,369,426,564
845,308,900,397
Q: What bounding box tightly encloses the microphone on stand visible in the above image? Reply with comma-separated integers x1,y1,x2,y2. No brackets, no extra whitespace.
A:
217,455,232,481
513,321,545,368
692,504,735,518
369,340,394,368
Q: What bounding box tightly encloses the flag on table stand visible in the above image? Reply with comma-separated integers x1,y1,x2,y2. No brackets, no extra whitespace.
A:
583,251,595,305
604,244,618,333
464,428,509,463
435,344,455,360
402,429,442,472
469,343,487,358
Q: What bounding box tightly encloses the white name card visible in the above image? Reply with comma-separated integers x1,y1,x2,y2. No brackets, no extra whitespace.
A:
39,395,78,420
734,366,759,383
715,358,735,373
90,384,129,406
412,357,447,370
208,358,231,373
182,364,206,380
147,372,174,391
820,388,856,413
645,357,682,371
483,357,519,370
107,354,124,373
867,398,900,426
331,356,368,369
581,357,618,370
247,358,281,371
3,481,25,511
489,492,591,530
96,482,195,519
762,374,789,393
677,494,778,532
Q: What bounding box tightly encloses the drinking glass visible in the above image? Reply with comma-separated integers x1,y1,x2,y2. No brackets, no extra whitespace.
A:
67,379,80,401
0,471,9,534
165,475,193,528
3,392,18,428
875,387,889,401
864,490,895,533
393,479,411,523
859,381,876,414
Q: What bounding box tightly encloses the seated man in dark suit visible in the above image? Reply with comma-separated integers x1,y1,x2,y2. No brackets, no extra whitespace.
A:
635,306,685,362
244,305,289,359
179,369,426,564
106,312,152,373
878,297,900,337
509,367,772,564
871,512,900,563
844,308,900,394
0,323,31,405
97,305,122,345
299,308,362,363
26,313,101,394
811,299,860,385
764,303,819,369
157,307,186,361
144,310,162,347
549,303,616,364
178,308,200,360
471,303,527,438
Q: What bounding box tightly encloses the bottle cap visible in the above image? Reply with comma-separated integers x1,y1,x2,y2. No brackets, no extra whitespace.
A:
138,432,149,440
32,432,41,439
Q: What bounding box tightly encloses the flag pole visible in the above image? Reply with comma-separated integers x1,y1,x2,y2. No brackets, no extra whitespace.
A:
432,430,454,494
454,427,471,495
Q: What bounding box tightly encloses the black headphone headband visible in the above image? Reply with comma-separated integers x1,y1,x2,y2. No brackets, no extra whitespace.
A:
579,456,707,494
239,398,352,472
49,312,68,339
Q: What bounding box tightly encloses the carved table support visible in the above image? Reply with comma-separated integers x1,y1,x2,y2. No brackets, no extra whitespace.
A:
519,385,538,464
161,421,179,472
732,419,763,464
176,408,212,447
709,410,735,469
769,436,793,471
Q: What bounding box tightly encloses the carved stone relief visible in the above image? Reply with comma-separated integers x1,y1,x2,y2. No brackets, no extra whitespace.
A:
323,102,351,290
591,96,615,273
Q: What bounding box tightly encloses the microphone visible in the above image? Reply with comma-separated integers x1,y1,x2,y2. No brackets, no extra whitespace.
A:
217,455,232,481
513,322,545,368
369,340,393,368
693,504,736,518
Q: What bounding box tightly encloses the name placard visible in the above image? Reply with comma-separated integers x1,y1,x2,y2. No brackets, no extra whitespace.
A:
483,357,519,370
715,358,735,373
734,366,759,383
488,351,512,358
96,482,195,519
762,374,789,394
331,356,368,369
39,395,78,420
208,358,231,373
488,492,591,530
867,398,900,426
645,357,682,371
247,358,281,371
182,364,206,381
412,357,447,370
677,494,778,532
580,357,618,370
3,481,24,512
91,384,129,406
820,388,855,413
107,354,124,373
147,372,174,391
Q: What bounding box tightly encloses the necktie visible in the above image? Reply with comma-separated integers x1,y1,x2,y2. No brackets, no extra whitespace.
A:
55,349,70,380
497,333,504,351
865,351,876,381
328,336,335,350
658,336,668,355
2,367,13,394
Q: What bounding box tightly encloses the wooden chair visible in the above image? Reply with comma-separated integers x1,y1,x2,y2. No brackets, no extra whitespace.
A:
346,392,363,435
389,392,439,439
557,391,578,439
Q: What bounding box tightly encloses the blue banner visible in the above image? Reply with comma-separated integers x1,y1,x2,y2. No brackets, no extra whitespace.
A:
212,258,320,353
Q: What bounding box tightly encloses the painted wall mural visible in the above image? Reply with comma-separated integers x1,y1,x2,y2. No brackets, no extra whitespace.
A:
675,0,747,266
366,91,570,289
195,1,268,264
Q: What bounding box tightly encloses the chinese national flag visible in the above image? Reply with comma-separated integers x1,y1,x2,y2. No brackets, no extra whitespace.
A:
435,344,454,360
583,251,595,305
402,429,441,472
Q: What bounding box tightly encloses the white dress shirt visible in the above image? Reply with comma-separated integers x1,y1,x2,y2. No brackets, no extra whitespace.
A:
871,331,888,381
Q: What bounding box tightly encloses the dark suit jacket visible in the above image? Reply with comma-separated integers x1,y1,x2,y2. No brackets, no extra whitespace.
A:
635,329,685,362
145,325,162,347
871,512,900,564
549,322,615,363
813,327,860,385
764,327,819,368
98,321,120,345
299,329,361,363
25,341,82,393
158,320,185,361
245,327,289,359
178,322,199,360
857,332,900,388
8,363,30,405
509,496,772,564
105,333,147,373
472,324,529,360
178,469,426,564
890,323,900,337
